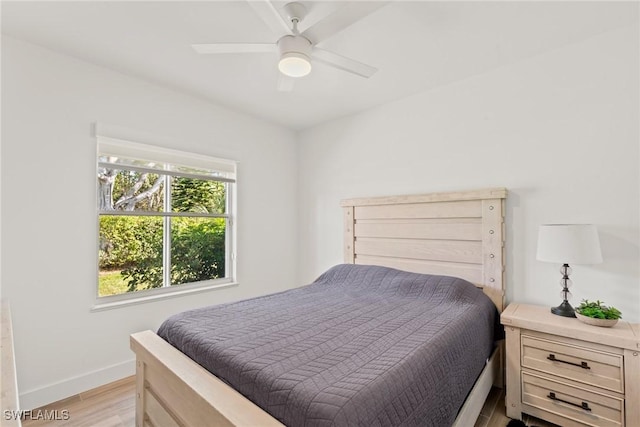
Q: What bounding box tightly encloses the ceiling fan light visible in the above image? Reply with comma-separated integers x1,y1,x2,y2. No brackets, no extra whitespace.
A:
278,52,311,78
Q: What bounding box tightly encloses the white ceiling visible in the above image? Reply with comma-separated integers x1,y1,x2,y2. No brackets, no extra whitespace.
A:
2,1,636,130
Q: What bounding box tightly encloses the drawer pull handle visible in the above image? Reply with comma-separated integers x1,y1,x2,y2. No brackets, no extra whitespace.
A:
547,354,591,369
547,392,592,412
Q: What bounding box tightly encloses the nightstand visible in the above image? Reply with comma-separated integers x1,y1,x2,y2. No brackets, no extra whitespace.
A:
501,303,640,427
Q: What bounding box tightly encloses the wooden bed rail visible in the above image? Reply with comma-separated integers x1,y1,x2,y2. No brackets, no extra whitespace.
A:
130,331,284,427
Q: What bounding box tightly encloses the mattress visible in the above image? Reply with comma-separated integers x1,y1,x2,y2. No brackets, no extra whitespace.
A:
158,264,499,427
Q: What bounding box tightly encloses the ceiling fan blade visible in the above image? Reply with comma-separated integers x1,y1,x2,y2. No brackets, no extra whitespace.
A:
312,48,377,78
301,2,389,44
192,43,276,54
277,74,295,92
247,0,292,37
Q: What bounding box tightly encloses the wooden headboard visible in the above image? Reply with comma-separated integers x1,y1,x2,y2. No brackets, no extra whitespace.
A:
341,188,507,311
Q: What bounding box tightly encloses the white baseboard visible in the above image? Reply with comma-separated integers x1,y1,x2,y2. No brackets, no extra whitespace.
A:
19,359,135,410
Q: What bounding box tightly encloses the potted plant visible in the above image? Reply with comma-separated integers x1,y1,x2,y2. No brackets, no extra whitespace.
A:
575,300,622,327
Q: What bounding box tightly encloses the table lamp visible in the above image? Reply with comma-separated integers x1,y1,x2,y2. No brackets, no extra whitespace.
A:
536,224,603,317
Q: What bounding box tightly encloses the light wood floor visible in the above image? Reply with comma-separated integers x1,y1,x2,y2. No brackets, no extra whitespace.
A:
22,377,135,427
23,377,557,427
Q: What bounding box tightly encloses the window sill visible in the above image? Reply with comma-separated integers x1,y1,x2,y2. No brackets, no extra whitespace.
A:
91,281,239,312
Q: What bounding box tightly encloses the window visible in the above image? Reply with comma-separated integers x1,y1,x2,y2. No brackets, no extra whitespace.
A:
96,136,236,301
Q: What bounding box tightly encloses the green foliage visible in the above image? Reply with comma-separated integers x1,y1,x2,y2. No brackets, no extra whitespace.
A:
99,216,163,270
171,218,226,285
576,300,622,320
100,216,226,293
99,176,227,294
172,178,226,213
120,218,226,292
121,240,164,292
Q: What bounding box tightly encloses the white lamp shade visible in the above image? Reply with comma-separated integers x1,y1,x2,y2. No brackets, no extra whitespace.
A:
278,53,311,77
537,224,603,264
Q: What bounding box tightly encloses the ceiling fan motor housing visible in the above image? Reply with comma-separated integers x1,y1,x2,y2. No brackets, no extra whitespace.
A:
278,35,312,59
277,35,312,77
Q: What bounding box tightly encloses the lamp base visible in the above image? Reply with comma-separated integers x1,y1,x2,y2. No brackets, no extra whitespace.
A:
551,301,576,318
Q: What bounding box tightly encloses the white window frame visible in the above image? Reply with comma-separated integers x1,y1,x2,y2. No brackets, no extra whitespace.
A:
94,136,237,310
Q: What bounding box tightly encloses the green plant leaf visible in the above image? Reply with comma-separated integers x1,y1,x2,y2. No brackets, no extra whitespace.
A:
575,299,622,320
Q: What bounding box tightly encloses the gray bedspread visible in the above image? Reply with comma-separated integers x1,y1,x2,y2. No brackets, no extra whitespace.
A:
158,264,498,427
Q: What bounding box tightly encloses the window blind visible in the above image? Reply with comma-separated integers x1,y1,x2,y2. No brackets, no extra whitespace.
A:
97,136,236,183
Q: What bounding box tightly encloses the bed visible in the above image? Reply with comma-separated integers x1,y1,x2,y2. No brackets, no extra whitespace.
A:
130,187,507,427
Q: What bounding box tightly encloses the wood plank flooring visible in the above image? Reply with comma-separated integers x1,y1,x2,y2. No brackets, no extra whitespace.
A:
22,377,135,427
23,377,557,427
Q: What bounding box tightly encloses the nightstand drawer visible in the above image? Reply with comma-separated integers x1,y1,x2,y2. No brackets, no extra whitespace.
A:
522,372,624,427
522,335,623,393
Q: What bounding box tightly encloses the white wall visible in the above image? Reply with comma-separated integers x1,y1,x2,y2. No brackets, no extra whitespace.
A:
1,37,298,409
298,25,640,322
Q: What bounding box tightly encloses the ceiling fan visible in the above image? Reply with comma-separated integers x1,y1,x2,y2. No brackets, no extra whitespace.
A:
192,1,386,92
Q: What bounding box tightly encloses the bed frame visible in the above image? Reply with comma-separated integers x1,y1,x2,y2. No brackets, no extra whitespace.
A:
130,187,507,427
